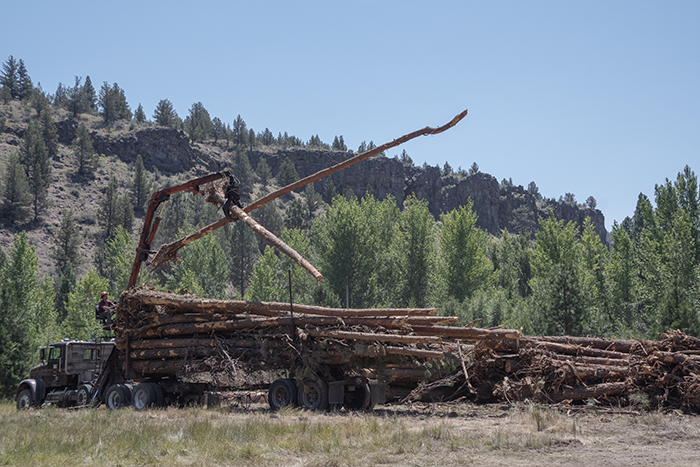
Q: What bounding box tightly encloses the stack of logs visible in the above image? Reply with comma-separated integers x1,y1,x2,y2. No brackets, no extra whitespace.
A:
462,327,700,412
114,287,463,392
114,287,700,411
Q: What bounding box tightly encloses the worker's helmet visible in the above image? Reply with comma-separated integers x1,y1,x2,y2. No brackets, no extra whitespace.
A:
101,292,108,297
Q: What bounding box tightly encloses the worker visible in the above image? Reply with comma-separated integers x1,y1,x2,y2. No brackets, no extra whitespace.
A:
96,292,115,324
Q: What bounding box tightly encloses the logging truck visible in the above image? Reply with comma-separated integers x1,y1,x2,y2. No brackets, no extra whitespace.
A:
15,112,469,412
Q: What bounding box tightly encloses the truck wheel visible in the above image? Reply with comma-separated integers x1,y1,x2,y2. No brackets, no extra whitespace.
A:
269,378,298,410
17,388,35,410
133,383,162,410
76,384,94,407
105,384,130,409
298,378,329,411
344,383,373,410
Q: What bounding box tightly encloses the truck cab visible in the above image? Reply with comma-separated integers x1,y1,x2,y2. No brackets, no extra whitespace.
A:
16,340,115,409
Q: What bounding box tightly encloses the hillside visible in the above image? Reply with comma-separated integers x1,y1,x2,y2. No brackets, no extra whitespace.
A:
0,100,605,275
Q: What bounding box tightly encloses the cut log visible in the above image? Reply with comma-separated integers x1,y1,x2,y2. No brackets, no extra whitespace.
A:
304,328,441,344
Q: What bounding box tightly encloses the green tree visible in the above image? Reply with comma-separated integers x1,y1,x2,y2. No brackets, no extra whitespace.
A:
16,59,33,101
579,217,612,334
130,154,150,214
528,214,586,336
245,246,285,302
280,228,318,304
73,123,98,175
39,109,59,157
231,150,255,198
332,135,347,151
153,99,179,128
66,76,89,118
276,157,299,187
392,196,436,307
0,232,58,396
226,221,260,298
98,176,120,238
104,227,133,294
54,260,77,323
98,82,132,124
165,223,228,298
232,115,248,147
63,269,109,341
284,198,310,231
438,201,491,302
0,55,19,98
134,103,146,124
184,102,212,142
1,154,31,223
51,210,82,272
256,158,272,186
83,75,97,112
606,222,639,334
252,196,284,253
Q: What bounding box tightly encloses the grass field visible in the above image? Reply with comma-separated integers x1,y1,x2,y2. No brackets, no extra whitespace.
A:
2,400,700,466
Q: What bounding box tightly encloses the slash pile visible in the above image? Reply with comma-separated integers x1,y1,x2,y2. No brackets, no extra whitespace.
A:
114,287,700,411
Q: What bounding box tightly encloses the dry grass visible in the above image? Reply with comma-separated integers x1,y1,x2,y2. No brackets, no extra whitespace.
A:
3,400,700,467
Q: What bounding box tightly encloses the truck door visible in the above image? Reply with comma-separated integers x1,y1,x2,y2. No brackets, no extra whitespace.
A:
46,346,63,387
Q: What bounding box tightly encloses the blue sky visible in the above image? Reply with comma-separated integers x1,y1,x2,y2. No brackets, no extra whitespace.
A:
3,1,699,229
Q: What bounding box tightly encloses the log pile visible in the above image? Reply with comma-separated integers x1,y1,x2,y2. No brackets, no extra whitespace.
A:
114,287,700,412
114,287,463,392
460,327,700,412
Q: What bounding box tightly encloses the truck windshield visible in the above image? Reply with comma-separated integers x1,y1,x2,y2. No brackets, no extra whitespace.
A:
48,347,61,360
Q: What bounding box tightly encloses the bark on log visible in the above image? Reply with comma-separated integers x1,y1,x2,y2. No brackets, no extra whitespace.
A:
147,110,468,268
120,288,439,317
304,329,441,344
129,347,219,360
410,325,522,341
533,335,641,353
528,340,632,360
384,347,445,359
551,354,630,367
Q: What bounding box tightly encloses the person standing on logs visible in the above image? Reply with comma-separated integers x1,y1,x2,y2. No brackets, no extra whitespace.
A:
96,292,115,324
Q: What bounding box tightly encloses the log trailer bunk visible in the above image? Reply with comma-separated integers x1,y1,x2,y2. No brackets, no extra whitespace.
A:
16,111,468,411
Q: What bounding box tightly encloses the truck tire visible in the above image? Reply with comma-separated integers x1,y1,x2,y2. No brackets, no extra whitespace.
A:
16,388,35,410
344,382,373,410
132,383,163,410
298,378,329,411
105,384,130,410
269,378,298,411
76,384,94,407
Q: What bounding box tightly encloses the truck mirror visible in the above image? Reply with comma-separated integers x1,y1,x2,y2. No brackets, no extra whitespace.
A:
39,348,45,361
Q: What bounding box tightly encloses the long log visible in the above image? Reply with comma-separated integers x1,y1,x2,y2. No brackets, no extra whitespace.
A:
551,354,630,367
528,340,632,360
129,347,219,360
384,347,445,359
117,338,281,351
120,288,439,317
147,110,468,268
410,325,522,341
304,329,441,344
533,335,641,353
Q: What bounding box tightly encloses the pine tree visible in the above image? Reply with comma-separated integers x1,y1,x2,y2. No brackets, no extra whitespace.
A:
82,76,97,112
16,59,33,100
130,154,149,214
1,154,31,223
54,260,77,323
256,158,272,186
98,176,120,238
226,222,260,298
99,82,131,124
153,99,179,127
184,102,212,142
66,76,88,118
39,109,59,157
0,55,19,99
73,123,98,175
276,157,299,187
232,115,248,147
51,209,82,272
244,246,284,301
134,103,146,124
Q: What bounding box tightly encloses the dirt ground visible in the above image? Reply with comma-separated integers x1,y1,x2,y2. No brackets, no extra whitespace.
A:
363,402,700,466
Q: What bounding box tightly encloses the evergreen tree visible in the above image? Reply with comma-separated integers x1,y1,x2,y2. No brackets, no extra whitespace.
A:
1,154,31,223
73,123,98,175
1,55,19,99
232,115,248,147
54,260,77,323
118,193,134,233
29,150,51,220
304,183,322,217
39,109,59,157
256,158,272,186
98,176,120,238
252,196,284,253
98,82,132,124
332,135,347,151
276,157,299,187
66,76,89,118
212,117,223,144
130,154,149,214
134,103,146,124
606,222,639,333
231,150,255,199
184,102,212,142
279,228,317,304
51,209,82,272
82,75,97,112
284,198,310,231
153,99,179,127
16,59,33,101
